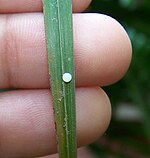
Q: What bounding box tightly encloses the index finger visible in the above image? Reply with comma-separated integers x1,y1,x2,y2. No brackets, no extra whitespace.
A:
0,0,92,13
0,13,132,89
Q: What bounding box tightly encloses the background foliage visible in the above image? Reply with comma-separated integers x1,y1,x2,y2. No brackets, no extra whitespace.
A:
90,0,150,157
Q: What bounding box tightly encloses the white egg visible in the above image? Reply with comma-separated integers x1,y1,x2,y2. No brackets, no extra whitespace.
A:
62,73,72,83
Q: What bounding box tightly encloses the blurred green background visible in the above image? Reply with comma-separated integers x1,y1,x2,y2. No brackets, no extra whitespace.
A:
89,0,150,157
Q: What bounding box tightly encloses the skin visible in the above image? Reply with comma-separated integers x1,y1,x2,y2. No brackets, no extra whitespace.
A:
0,0,132,158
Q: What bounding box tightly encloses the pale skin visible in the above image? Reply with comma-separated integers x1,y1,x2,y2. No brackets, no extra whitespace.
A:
0,0,132,158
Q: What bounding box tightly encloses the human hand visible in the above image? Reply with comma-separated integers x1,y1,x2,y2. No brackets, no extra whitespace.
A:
0,0,132,157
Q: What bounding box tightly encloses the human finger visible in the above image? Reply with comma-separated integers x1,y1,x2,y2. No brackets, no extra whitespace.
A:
0,13,132,89
0,0,92,13
0,87,111,157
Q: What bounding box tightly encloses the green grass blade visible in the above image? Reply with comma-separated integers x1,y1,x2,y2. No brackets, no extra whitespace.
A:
43,0,77,157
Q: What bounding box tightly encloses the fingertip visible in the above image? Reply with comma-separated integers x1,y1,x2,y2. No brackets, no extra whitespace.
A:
74,13,132,86
76,87,111,146
101,14,132,85
99,14,132,85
